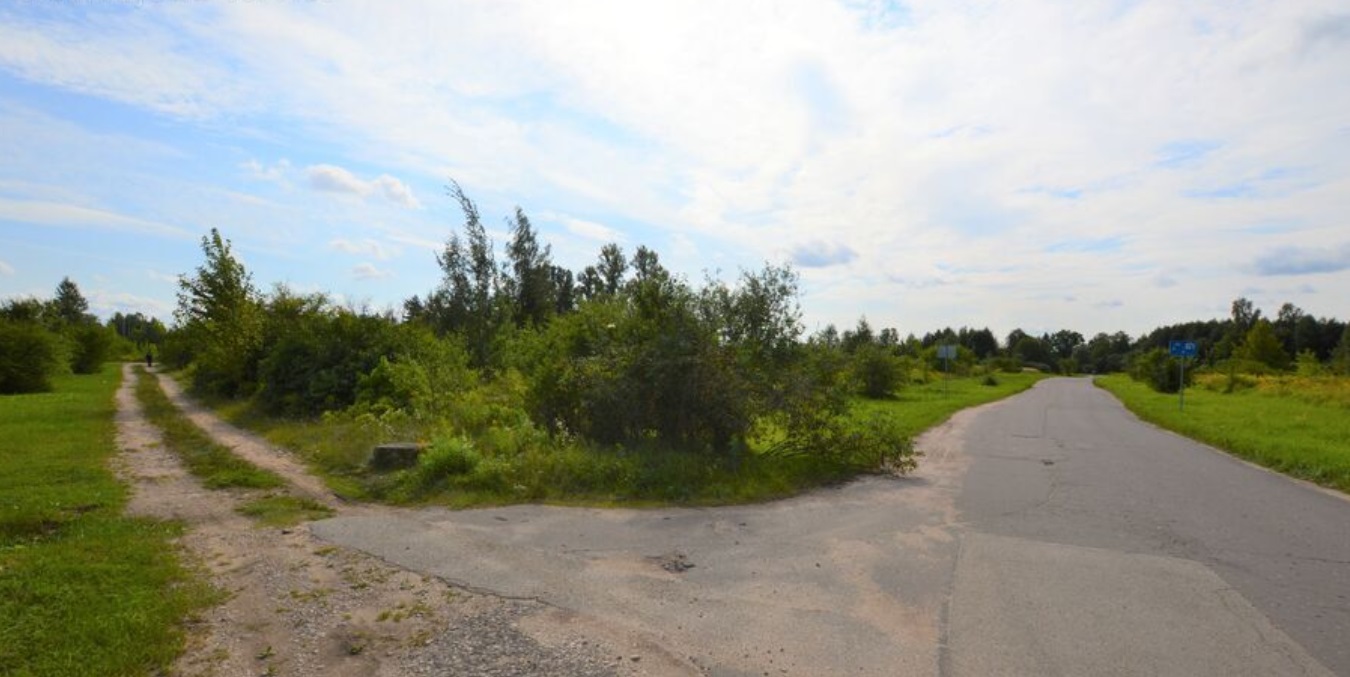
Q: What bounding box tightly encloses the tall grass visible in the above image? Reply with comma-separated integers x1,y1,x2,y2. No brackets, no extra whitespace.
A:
0,365,219,677
1097,374,1350,493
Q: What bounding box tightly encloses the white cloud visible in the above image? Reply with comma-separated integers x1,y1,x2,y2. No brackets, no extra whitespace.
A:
306,164,420,208
2,1,1349,336
543,212,625,244
0,259,13,276
86,288,173,319
352,262,390,280
0,197,190,239
329,238,400,261
0,15,246,118
147,269,180,284
242,158,291,184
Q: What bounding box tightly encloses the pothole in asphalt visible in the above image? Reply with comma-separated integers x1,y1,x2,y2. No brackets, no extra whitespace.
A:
651,552,696,573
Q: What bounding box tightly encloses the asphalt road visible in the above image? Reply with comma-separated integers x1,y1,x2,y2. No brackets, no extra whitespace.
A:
312,378,1348,675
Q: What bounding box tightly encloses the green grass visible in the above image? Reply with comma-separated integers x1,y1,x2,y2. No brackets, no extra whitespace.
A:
134,368,284,490
1096,374,1350,493
212,372,1047,508
0,364,220,677
851,371,1048,439
236,494,334,527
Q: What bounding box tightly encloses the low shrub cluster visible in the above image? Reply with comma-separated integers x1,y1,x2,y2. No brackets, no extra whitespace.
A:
1,278,116,394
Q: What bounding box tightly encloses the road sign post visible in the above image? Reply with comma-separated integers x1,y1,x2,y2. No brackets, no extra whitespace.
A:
1169,340,1198,411
938,345,957,395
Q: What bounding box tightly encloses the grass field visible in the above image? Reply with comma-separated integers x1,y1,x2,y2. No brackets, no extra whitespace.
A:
1096,374,1350,493
851,371,1048,439
213,371,1047,507
0,364,218,677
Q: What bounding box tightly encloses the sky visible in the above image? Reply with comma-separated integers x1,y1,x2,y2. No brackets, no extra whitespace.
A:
1,0,1348,342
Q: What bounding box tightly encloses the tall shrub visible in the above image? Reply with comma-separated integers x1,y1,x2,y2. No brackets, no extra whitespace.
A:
0,319,62,394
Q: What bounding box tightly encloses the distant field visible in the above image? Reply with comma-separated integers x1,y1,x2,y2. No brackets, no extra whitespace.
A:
1096,374,1350,494
0,365,216,677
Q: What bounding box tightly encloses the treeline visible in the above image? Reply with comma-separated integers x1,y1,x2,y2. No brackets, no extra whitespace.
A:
810,295,1350,398
157,185,910,470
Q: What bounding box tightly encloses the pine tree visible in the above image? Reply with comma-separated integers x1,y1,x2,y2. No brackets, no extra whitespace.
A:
52,276,90,325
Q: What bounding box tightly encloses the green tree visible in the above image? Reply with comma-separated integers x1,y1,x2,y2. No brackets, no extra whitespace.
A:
1047,329,1085,361
1013,335,1051,367
176,228,264,396
550,265,576,315
1236,319,1289,370
502,207,556,327
598,243,627,295
852,343,903,398
51,277,91,325
432,182,501,368
1332,325,1350,376
841,317,875,354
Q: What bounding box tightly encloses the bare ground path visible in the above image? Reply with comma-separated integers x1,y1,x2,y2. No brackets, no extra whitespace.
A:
114,364,647,677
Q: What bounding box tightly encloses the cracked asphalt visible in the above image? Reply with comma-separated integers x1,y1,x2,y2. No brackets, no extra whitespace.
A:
313,378,1349,676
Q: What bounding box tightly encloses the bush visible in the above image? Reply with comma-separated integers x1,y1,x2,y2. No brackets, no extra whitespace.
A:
68,324,114,374
987,356,1023,374
256,311,406,417
1129,348,1193,393
0,320,63,393
356,328,476,420
852,344,903,398
525,295,751,453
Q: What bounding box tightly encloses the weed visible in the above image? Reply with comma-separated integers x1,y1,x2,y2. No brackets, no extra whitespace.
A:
236,494,334,527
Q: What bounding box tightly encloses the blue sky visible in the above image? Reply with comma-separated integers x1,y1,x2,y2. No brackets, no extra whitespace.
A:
1,0,1348,340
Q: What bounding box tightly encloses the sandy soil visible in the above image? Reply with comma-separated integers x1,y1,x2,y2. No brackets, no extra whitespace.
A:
111,364,638,677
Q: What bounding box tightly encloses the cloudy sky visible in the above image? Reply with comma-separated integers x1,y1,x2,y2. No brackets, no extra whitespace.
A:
1,0,1347,340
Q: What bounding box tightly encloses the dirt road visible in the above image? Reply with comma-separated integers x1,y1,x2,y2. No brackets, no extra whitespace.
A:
113,364,641,677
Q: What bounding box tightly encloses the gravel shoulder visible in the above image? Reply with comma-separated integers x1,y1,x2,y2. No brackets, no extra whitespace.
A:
113,364,644,677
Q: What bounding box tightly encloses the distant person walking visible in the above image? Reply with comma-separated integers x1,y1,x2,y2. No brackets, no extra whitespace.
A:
145,351,153,368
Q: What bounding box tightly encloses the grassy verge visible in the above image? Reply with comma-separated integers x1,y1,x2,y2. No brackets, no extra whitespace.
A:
134,369,332,526
851,371,1048,439
213,372,1047,508
0,364,219,677
1096,374,1350,493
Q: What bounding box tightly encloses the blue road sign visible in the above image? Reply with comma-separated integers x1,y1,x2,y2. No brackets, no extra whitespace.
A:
1169,340,1198,358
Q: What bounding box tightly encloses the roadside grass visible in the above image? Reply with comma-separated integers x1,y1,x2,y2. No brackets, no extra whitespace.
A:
851,371,1048,439
134,367,283,490
1096,374,1350,493
235,494,334,528
210,372,1047,508
0,364,220,677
